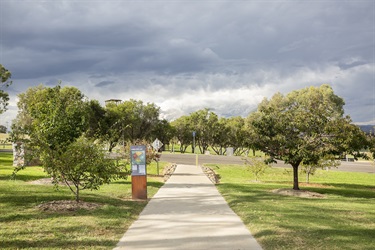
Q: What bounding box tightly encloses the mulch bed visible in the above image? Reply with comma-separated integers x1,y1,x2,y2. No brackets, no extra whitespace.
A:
37,200,102,212
272,188,326,198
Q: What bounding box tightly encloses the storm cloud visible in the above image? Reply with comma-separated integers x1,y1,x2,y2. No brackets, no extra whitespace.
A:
1,1,374,125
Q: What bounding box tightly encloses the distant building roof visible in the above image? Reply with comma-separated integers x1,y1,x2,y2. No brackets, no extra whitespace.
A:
105,99,122,105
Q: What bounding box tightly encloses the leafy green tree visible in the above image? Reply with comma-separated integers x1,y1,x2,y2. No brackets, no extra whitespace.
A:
0,64,12,114
100,100,161,151
56,136,124,202
211,117,230,155
122,100,160,142
244,156,270,181
369,133,375,160
151,119,175,151
300,155,340,183
248,84,367,190
0,125,7,133
12,84,127,201
190,108,218,154
226,116,248,156
85,99,108,139
171,115,193,153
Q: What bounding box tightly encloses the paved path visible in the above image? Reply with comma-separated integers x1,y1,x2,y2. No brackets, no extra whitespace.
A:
114,164,262,250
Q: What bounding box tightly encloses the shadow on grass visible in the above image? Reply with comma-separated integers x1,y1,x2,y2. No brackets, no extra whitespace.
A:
218,181,375,249
0,185,149,249
1,238,117,249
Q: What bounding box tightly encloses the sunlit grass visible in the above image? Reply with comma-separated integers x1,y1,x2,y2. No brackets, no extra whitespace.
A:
207,164,375,250
0,152,167,249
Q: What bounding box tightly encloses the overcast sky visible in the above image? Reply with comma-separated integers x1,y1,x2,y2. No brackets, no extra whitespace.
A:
1,0,374,128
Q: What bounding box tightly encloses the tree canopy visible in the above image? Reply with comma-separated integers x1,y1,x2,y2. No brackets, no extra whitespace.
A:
12,84,127,201
247,84,368,190
10,81,371,194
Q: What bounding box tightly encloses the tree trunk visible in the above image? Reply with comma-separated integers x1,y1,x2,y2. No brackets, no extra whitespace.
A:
306,170,310,183
292,163,300,190
75,186,80,202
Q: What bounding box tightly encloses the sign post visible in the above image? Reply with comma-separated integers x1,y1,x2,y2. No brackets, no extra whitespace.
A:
130,145,147,200
152,139,163,175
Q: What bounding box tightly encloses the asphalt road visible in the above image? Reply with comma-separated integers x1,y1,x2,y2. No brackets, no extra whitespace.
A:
160,153,375,174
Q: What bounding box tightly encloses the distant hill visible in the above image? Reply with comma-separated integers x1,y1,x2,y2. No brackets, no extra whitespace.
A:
358,125,375,134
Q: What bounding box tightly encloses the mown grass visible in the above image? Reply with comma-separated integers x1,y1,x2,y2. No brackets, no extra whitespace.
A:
0,133,11,149
0,152,167,249
207,164,375,250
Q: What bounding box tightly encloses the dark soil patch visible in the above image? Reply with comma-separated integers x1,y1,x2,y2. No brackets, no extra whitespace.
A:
37,200,102,212
272,188,326,198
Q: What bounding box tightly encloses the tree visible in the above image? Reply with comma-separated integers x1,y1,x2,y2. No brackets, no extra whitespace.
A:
12,84,127,201
99,100,161,151
57,136,124,202
0,64,12,114
244,156,270,181
101,102,125,152
211,117,230,155
171,115,193,153
226,116,248,156
247,84,368,190
0,125,7,133
122,100,160,142
190,108,218,154
301,155,340,183
85,99,108,139
368,132,375,159
151,119,175,151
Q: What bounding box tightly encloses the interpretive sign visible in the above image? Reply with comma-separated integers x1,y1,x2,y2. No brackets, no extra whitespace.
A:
130,145,146,176
130,145,147,200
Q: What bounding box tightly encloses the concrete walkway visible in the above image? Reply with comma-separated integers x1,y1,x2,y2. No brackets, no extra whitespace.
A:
114,164,262,250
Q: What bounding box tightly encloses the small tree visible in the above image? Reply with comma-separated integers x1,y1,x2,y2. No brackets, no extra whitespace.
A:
300,155,340,183
12,84,128,201
244,157,270,181
56,137,126,202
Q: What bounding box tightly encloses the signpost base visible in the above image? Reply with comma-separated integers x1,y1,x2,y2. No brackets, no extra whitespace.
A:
132,175,147,200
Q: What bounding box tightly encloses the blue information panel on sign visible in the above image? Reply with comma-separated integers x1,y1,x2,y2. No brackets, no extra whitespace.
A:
130,145,147,176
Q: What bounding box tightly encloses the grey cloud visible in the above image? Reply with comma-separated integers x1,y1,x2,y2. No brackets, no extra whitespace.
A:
1,1,374,125
95,81,115,87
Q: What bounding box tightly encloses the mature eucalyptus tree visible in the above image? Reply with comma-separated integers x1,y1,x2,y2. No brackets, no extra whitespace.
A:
100,99,161,151
151,119,175,151
190,108,218,154
226,116,248,156
171,115,193,153
248,84,367,190
121,99,160,142
211,117,230,155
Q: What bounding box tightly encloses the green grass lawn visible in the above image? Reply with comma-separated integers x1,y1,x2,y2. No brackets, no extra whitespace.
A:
2,149,375,250
207,164,375,250
0,152,167,249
